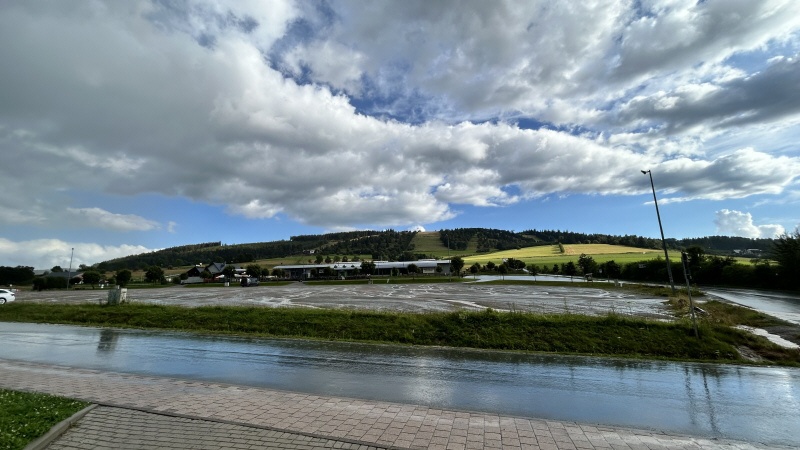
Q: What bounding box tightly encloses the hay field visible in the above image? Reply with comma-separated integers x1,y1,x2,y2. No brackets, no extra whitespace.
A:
463,244,663,266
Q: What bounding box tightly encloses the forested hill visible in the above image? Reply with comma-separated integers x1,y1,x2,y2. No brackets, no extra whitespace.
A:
96,228,775,271
97,230,412,271
520,230,774,253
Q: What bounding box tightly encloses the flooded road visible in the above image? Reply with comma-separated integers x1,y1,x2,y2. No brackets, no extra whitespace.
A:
706,288,800,326
14,281,673,319
1,322,798,446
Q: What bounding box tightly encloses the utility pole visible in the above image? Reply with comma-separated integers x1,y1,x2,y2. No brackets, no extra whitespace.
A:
681,252,700,338
445,233,451,280
641,170,676,295
66,247,74,290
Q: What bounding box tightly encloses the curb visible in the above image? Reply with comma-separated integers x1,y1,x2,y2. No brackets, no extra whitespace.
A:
24,404,97,450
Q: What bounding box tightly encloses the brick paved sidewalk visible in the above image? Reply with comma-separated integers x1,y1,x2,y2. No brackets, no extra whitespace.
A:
0,359,782,450
48,406,385,450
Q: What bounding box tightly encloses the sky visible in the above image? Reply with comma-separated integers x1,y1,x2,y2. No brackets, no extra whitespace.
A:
2,0,800,270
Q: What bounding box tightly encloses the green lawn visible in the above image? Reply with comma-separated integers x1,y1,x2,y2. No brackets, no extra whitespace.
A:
0,389,89,450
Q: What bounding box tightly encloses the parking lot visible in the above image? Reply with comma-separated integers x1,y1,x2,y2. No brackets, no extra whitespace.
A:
13,281,674,319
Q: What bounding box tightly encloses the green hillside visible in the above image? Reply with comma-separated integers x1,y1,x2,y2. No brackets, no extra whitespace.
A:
94,228,770,272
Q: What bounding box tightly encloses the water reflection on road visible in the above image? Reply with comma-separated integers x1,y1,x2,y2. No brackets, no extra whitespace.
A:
1,322,798,446
706,288,800,325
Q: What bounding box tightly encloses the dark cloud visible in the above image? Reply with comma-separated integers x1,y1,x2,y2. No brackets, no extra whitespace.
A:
618,56,800,133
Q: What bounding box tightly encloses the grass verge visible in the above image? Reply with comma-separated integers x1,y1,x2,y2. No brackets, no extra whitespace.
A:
0,389,89,450
1,303,797,365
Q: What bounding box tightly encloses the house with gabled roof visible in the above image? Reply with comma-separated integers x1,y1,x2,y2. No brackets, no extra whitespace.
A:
186,262,243,278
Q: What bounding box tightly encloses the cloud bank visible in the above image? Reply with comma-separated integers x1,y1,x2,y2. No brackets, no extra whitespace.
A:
0,0,799,233
0,238,158,270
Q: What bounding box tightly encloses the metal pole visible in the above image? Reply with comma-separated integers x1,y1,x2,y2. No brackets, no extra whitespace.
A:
681,252,700,338
642,170,676,295
66,247,74,290
446,234,451,280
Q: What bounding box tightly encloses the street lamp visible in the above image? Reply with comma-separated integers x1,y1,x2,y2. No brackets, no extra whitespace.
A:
641,170,676,295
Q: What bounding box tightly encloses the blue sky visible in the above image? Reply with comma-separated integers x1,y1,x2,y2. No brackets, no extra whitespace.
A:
1,1,799,269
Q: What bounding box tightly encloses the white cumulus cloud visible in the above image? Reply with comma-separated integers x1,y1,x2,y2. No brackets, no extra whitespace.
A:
0,238,158,270
714,209,785,239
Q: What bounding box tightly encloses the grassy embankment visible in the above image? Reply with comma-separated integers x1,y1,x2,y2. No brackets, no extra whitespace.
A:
0,389,89,450
1,300,797,365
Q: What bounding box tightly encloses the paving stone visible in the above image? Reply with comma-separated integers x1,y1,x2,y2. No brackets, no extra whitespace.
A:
0,359,789,450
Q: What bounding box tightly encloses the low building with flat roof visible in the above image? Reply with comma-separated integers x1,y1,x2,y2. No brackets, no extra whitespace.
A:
274,260,451,279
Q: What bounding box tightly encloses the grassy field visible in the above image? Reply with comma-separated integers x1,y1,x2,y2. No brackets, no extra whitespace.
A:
463,244,662,266
0,389,89,450
410,232,478,257
107,242,755,282
1,303,797,365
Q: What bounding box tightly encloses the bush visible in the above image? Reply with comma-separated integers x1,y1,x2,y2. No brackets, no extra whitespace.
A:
32,278,46,291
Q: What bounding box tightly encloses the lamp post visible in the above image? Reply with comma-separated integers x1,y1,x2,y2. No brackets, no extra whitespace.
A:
641,170,676,295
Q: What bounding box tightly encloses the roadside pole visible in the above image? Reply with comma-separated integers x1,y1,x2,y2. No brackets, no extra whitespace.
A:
680,252,700,338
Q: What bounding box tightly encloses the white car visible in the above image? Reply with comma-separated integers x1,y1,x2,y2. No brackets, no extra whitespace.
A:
0,289,15,304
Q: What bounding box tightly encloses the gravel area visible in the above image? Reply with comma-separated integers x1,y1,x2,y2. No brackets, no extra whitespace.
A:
14,282,674,320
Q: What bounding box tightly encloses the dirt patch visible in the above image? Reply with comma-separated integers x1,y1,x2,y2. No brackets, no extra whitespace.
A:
736,346,766,363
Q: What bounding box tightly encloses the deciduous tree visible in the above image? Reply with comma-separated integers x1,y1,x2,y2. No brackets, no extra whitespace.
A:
771,229,800,289
528,264,538,281
564,261,577,279
360,261,376,275
145,266,164,284
497,264,508,280
246,264,262,278
82,271,101,289
115,269,132,287
450,256,465,277
577,254,598,275
221,264,237,279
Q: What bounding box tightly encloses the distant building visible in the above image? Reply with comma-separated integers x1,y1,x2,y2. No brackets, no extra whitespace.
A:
185,262,243,282
733,249,764,256
273,260,452,280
